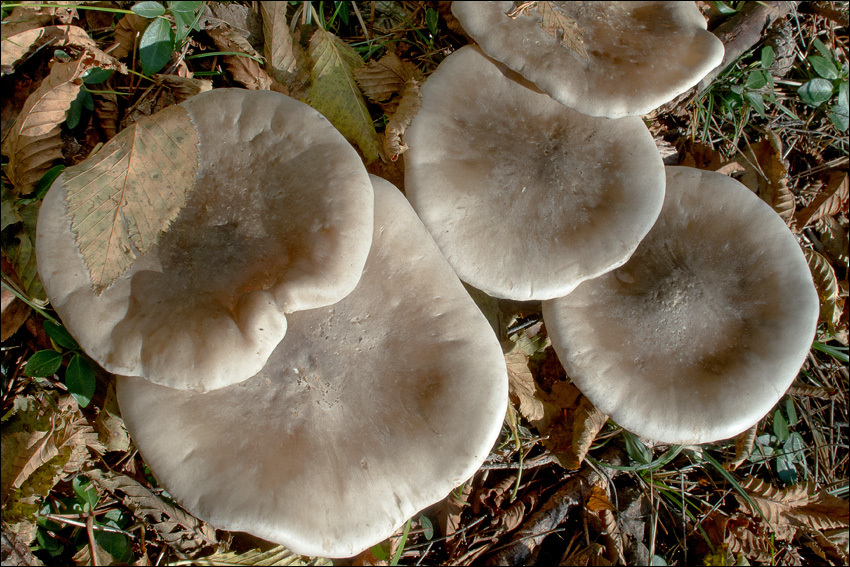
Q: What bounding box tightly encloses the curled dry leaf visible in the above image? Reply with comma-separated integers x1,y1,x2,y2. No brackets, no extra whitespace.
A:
739,132,796,227
736,477,850,534
384,78,422,161
207,26,273,90
93,91,119,139
154,74,213,102
260,1,310,98
110,12,149,60
505,350,550,424
796,172,849,230
355,51,421,104
803,247,843,339
541,380,608,470
0,257,31,341
191,545,332,567
725,424,758,471
60,104,199,294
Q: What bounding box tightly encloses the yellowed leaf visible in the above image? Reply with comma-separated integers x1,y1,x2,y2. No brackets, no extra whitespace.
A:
736,477,850,533
62,104,199,293
509,2,588,59
803,247,842,339
306,27,381,164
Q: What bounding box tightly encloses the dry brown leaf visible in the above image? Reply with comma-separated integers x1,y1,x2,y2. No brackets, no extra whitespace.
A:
803,247,842,339
677,140,746,174
816,216,849,271
90,469,218,553
384,79,421,161
94,383,130,453
736,477,850,534
509,2,588,59
260,1,310,98
207,25,272,90
1,25,95,72
61,104,199,293
0,5,55,39
154,74,213,102
110,12,149,60
541,381,607,469
0,258,31,341
505,349,554,425
739,132,796,227
355,51,421,104
725,424,758,471
796,172,849,230
93,91,118,140
586,485,625,564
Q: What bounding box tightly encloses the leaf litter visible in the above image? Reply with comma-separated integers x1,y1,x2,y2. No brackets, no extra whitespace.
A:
1,2,848,566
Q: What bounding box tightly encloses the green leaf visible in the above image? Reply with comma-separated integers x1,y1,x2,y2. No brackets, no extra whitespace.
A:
306,27,382,163
167,1,202,13
133,1,166,18
172,9,195,44
370,541,390,562
809,55,839,80
714,2,739,15
66,90,93,130
32,165,65,200
811,37,832,59
43,320,79,350
82,67,114,84
139,17,175,75
745,70,768,89
72,475,98,511
426,8,439,36
776,453,798,484
419,514,434,540
760,45,774,69
66,354,96,408
95,529,132,562
745,91,765,117
785,398,798,427
24,350,63,377
773,409,789,442
829,81,849,131
622,430,652,465
797,78,834,106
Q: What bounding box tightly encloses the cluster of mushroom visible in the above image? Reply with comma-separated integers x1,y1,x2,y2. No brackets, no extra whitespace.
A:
36,88,509,558
403,1,819,445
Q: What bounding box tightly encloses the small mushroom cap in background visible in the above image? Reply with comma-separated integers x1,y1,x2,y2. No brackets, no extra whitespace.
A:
542,166,819,445
404,46,665,301
452,1,724,118
36,89,374,392
116,176,509,558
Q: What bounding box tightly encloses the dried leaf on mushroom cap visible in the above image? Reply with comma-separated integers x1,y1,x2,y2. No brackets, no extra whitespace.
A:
404,45,665,301
452,1,725,118
115,176,509,558
542,166,819,445
36,89,374,392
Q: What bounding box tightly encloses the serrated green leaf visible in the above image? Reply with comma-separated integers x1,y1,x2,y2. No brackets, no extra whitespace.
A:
43,320,79,350
809,55,839,80
62,104,199,293
798,78,834,106
24,350,63,377
306,27,381,163
140,17,175,75
133,1,166,18
65,354,95,408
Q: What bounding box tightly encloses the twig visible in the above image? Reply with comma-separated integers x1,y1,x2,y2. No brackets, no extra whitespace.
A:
86,514,100,567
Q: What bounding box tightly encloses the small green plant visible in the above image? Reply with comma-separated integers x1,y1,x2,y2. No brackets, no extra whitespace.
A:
796,38,849,132
749,399,808,485
34,475,133,563
132,1,204,74
23,320,96,408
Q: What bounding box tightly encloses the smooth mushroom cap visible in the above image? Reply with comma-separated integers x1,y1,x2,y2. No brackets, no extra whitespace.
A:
37,89,374,392
542,166,819,445
452,1,725,118
116,176,509,558
404,45,665,301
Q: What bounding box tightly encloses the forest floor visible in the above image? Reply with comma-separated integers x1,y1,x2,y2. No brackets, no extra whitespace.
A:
1,2,848,566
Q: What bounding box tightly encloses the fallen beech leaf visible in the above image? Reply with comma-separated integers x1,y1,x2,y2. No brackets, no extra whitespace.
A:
384,78,422,161
207,26,272,90
62,104,199,293
815,216,849,271
1,121,63,196
739,132,796,226
0,258,31,341
110,12,149,60
306,27,381,163
509,2,588,59
0,5,55,39
736,477,850,533
191,546,331,566
1,25,95,72
803,247,842,339
355,51,421,104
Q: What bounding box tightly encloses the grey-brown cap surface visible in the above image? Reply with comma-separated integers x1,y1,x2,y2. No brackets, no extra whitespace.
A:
404,45,665,301
452,1,724,118
116,176,509,558
542,166,819,444
36,89,374,392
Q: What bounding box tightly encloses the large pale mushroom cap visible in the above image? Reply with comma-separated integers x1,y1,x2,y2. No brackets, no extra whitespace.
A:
542,166,819,444
36,89,374,392
452,1,725,118
116,176,509,558
404,45,665,301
